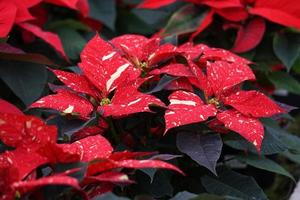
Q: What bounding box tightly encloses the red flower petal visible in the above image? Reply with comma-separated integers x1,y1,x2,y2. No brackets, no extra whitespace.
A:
214,7,248,22
197,0,243,9
111,34,150,62
1,148,48,180
149,63,195,77
114,159,184,174
12,175,80,196
186,60,208,91
45,0,79,9
79,34,138,95
0,114,57,148
71,125,106,142
207,61,255,96
148,44,178,66
109,151,153,161
201,48,251,64
249,0,300,30
31,90,93,117
53,135,112,163
76,0,89,17
217,110,264,151
101,86,164,117
138,0,176,8
87,152,157,175
0,1,17,37
231,18,266,53
178,42,209,60
165,91,217,132
12,0,36,23
190,10,214,39
18,23,67,60
165,78,194,92
71,135,113,162
52,69,99,98
84,172,133,185
0,99,23,115
224,90,285,117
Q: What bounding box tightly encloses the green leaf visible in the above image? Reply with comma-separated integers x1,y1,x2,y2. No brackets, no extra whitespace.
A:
273,32,300,71
236,154,294,181
47,19,91,31
143,171,173,198
201,168,268,200
162,4,208,36
224,128,287,155
170,191,197,200
263,119,300,152
117,10,156,35
88,0,116,30
176,132,222,175
0,60,47,106
94,193,129,200
292,56,300,74
267,71,300,95
191,194,242,200
55,28,86,60
0,52,56,66
282,151,300,165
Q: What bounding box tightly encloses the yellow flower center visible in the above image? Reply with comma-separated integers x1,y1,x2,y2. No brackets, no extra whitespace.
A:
208,98,221,108
100,98,111,106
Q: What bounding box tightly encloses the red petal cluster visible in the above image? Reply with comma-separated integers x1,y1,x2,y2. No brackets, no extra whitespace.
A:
139,0,300,52
0,0,94,60
0,100,182,199
31,34,285,151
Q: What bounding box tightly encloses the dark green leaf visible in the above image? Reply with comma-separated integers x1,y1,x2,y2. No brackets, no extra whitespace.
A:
282,151,300,165
201,168,267,200
140,168,157,183
224,127,287,155
137,171,173,198
88,0,116,30
176,132,222,175
273,32,300,71
236,154,294,181
162,4,208,36
267,71,300,95
191,193,242,200
55,28,86,60
263,119,300,152
0,60,47,106
94,192,130,200
47,19,91,31
170,191,197,200
0,52,56,66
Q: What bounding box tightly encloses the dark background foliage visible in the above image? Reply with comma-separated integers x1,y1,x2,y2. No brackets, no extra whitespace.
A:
1,0,300,199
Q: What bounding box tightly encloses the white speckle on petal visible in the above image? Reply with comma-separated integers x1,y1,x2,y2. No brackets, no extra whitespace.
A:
106,63,130,91
169,99,196,106
0,119,6,125
253,140,257,146
63,105,74,114
102,52,116,61
127,98,142,106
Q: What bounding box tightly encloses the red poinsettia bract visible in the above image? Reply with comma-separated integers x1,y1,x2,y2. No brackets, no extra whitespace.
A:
30,34,191,118
0,100,182,199
164,47,285,150
139,0,300,53
0,0,94,60
31,33,286,151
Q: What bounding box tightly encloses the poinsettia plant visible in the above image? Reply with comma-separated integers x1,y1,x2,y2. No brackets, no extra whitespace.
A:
1,0,300,199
